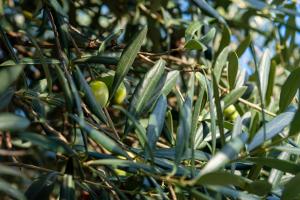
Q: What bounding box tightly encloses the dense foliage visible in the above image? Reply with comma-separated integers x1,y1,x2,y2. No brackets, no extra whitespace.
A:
1,0,300,199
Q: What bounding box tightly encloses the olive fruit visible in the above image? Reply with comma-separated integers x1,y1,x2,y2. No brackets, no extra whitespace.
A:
113,82,127,104
224,105,239,121
89,80,109,107
98,75,127,105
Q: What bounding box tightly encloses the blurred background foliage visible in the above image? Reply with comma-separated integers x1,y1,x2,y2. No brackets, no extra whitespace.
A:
0,0,300,199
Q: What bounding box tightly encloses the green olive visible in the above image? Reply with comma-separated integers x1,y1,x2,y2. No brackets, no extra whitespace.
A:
98,75,127,105
224,105,239,121
89,80,109,107
113,82,127,104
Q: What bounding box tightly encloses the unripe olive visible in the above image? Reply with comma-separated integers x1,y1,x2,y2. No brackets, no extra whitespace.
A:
89,80,109,107
224,105,239,121
113,82,127,104
98,75,127,105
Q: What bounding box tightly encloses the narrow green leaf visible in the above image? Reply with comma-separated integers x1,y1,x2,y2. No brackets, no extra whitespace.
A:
207,186,260,200
279,67,300,112
258,49,271,102
236,35,251,57
161,70,179,96
212,73,225,146
273,146,300,155
115,105,149,150
185,21,202,41
110,26,147,101
223,86,247,108
200,27,216,45
247,157,300,174
0,164,23,177
290,107,300,136
0,64,24,96
153,148,210,161
0,25,19,62
199,131,248,175
0,178,26,200
54,65,74,112
47,0,67,17
0,87,14,110
192,0,227,25
86,159,153,172
227,52,239,90
282,173,300,200
147,95,168,150
195,171,249,188
206,77,217,154
175,75,193,164
265,60,276,105
268,152,289,189
73,56,118,65
164,110,174,145
0,113,30,131
18,132,75,155
60,174,75,200
129,59,165,116
26,31,52,93
245,180,272,196
72,116,128,158
25,172,59,200
248,107,296,151
191,84,205,176
0,58,60,67
213,46,230,83
185,39,206,51
217,26,231,53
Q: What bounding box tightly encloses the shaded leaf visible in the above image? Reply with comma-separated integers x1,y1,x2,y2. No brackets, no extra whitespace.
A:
72,116,128,158
282,173,300,200
185,39,206,51
247,157,300,174
73,56,118,65
175,75,193,164
147,95,168,151
236,35,251,57
19,132,75,155
192,0,227,25
0,87,15,110
0,64,24,96
245,180,272,196
195,171,249,188
0,113,30,131
60,174,75,200
0,58,60,67
25,172,59,200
